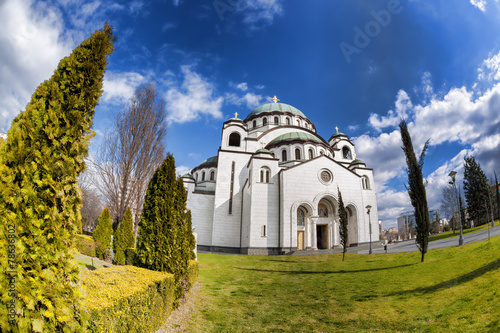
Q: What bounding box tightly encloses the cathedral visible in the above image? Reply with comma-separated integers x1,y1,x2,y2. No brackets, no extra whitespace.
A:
182,97,379,255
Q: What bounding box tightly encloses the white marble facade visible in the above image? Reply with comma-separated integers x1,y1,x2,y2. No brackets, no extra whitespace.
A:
182,100,379,255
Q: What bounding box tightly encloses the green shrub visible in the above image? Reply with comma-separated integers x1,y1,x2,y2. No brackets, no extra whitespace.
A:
81,265,175,332
113,207,135,265
93,208,113,260
136,154,196,304
183,260,199,292
125,248,137,265
75,234,96,257
0,23,115,332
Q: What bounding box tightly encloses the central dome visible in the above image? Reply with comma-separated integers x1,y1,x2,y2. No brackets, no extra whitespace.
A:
244,103,306,121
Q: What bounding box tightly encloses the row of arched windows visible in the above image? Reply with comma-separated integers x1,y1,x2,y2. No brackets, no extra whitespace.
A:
280,147,328,162
250,117,312,130
194,170,216,182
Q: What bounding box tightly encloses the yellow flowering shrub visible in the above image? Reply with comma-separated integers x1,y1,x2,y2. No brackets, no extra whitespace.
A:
81,265,175,332
185,260,199,290
75,234,96,257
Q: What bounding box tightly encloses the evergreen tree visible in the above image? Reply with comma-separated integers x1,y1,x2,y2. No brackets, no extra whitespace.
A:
136,154,194,301
0,24,114,332
113,207,135,265
93,207,113,260
337,187,348,261
463,156,490,225
399,119,430,263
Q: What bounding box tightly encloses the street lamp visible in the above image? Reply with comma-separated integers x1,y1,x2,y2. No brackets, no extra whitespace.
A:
448,171,463,246
366,205,372,254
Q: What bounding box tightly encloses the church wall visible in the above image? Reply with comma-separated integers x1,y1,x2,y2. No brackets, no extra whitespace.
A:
280,157,378,249
186,191,215,247
211,150,251,248
247,157,280,249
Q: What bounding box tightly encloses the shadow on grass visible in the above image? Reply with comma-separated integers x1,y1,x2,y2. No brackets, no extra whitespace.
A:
85,264,97,271
234,263,416,275
386,258,500,296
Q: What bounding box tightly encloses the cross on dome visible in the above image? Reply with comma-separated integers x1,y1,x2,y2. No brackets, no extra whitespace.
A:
261,141,266,149
270,95,280,103
335,126,339,133
234,112,239,118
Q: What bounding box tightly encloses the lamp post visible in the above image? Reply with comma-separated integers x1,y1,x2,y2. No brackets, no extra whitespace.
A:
448,171,463,246
366,205,372,254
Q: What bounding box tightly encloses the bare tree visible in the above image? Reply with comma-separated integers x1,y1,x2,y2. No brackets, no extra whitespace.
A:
91,83,167,231
440,184,457,233
78,171,104,233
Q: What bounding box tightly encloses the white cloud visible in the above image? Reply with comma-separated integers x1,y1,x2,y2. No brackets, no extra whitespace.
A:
102,71,147,104
0,0,74,130
470,0,487,12
478,50,500,82
225,92,263,109
236,0,284,29
176,165,190,176
165,66,224,123
236,82,248,91
368,90,412,132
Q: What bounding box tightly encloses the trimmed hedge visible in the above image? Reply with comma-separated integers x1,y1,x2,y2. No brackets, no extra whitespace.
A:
184,260,199,291
75,234,96,257
81,265,175,333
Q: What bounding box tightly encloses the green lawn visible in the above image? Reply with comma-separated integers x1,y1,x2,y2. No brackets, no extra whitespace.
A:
181,236,500,332
429,222,496,242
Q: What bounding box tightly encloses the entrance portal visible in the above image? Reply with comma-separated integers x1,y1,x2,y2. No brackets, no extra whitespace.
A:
316,225,328,249
297,231,305,250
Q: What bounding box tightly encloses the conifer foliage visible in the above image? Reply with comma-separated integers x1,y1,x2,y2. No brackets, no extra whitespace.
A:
399,119,430,263
93,207,113,260
113,207,135,265
337,187,349,261
0,24,114,332
463,156,490,225
136,154,195,301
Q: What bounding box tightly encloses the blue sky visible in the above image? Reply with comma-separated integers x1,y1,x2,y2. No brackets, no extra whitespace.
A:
2,0,500,229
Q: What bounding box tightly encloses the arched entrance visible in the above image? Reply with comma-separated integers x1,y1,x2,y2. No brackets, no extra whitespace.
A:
296,205,310,250
316,198,336,249
346,205,358,246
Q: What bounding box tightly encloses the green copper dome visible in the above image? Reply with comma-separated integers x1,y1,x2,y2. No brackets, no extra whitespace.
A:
349,159,366,167
266,132,323,147
255,148,273,154
199,156,218,167
244,103,306,121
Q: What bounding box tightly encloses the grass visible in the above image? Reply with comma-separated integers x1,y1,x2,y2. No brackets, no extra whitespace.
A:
181,236,500,332
429,222,496,242
74,252,113,270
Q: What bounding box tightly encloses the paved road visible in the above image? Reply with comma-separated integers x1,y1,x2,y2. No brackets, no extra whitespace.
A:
358,224,500,255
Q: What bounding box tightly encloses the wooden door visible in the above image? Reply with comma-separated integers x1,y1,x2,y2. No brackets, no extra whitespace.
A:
297,231,305,250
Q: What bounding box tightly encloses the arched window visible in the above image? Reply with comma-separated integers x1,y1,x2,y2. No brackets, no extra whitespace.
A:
295,148,301,160
253,120,257,128
263,118,267,126
305,123,309,129
260,167,271,183
297,119,301,127
286,118,291,125
318,204,328,217
320,150,324,155
282,150,287,162
210,170,215,181
228,132,241,147
297,208,305,226
202,171,205,181
362,176,371,190
343,146,352,159
195,173,198,181
274,117,279,125
309,149,314,159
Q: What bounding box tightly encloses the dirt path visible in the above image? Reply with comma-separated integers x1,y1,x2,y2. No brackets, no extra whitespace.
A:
156,282,204,333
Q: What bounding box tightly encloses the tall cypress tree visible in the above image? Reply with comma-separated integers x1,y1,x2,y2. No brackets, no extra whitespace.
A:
399,119,430,263
337,187,348,261
93,207,113,260
463,156,489,225
113,207,135,265
136,154,193,302
0,24,114,332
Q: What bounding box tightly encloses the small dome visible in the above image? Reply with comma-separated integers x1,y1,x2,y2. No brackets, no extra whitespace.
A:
255,148,273,154
182,173,195,180
198,156,218,167
349,159,366,168
267,132,323,148
245,103,306,121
